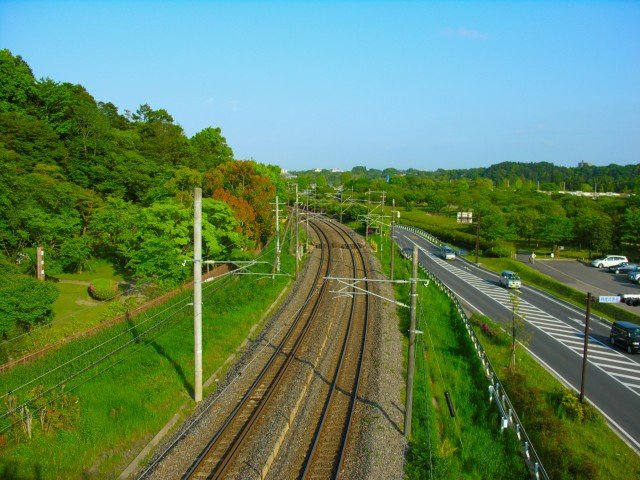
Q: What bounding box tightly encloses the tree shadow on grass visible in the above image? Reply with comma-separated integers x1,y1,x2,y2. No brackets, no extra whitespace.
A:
125,312,193,398
0,462,42,480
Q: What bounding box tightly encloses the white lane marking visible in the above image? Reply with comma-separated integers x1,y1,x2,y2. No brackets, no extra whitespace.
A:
398,229,640,395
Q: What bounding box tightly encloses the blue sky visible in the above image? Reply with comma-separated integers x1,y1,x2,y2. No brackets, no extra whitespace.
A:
1,1,639,172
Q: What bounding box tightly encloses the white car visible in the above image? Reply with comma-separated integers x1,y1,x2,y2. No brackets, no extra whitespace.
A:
590,255,628,269
441,246,456,260
499,270,521,289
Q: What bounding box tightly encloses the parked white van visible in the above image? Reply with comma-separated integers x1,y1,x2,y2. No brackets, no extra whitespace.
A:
590,255,628,269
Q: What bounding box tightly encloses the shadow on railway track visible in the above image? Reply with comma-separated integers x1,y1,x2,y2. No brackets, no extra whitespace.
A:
292,353,404,435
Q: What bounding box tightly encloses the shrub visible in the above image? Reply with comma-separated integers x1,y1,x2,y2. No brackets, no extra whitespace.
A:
487,242,513,258
88,279,118,301
552,387,599,424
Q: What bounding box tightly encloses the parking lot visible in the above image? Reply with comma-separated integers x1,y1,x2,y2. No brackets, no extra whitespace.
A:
515,254,640,314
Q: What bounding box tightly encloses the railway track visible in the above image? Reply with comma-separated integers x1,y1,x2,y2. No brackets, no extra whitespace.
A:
176,217,370,479
300,220,369,479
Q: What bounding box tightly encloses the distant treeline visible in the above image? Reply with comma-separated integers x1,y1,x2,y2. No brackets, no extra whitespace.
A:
293,161,640,193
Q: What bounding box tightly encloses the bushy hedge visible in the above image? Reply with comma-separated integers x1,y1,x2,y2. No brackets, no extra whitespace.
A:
88,279,118,301
487,242,513,258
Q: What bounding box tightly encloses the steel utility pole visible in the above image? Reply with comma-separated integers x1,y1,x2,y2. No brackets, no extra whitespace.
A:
306,189,310,252
474,211,482,264
365,189,370,245
580,292,592,402
295,185,300,277
405,245,419,437
390,199,395,281
273,196,281,276
193,187,203,403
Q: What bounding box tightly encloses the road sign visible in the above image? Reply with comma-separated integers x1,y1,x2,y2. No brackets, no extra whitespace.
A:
598,296,621,303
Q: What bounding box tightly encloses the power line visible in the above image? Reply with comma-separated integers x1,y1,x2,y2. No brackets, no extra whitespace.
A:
1,296,192,404
1,302,191,426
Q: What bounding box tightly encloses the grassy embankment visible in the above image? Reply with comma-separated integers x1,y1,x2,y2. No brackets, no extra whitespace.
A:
372,236,528,479
471,312,640,479
0,244,296,479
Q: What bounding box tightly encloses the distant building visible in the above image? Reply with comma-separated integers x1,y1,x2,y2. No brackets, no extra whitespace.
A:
578,161,593,167
457,212,473,223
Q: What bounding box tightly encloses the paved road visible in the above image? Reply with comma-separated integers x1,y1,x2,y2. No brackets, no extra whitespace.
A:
394,225,640,453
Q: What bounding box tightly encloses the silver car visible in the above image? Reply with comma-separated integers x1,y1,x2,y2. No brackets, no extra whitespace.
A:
591,255,628,268
500,270,521,289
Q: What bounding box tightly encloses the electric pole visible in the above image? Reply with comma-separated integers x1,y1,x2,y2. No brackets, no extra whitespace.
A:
580,292,593,402
365,189,370,245
193,188,203,403
474,211,482,264
390,199,395,281
295,185,300,277
405,245,419,437
306,189,310,252
273,196,281,276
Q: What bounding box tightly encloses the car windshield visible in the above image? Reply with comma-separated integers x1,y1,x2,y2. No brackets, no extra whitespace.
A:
506,273,519,279
631,328,640,336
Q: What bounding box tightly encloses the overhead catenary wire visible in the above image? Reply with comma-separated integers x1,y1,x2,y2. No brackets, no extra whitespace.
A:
0,295,192,403
0,301,191,427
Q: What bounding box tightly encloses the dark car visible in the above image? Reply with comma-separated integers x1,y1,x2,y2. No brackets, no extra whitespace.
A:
608,262,638,274
610,321,640,354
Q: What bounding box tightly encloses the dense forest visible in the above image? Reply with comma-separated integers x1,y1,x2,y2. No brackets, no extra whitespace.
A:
0,49,285,337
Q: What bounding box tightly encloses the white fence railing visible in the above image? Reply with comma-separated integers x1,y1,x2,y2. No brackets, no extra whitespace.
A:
396,224,549,480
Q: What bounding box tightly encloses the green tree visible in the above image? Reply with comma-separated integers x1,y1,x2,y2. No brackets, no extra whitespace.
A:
0,49,37,113
132,103,190,167
512,209,541,245
57,236,92,273
88,197,139,265
189,127,234,171
574,209,613,257
0,273,59,335
621,208,640,248
539,214,574,250
124,198,247,284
